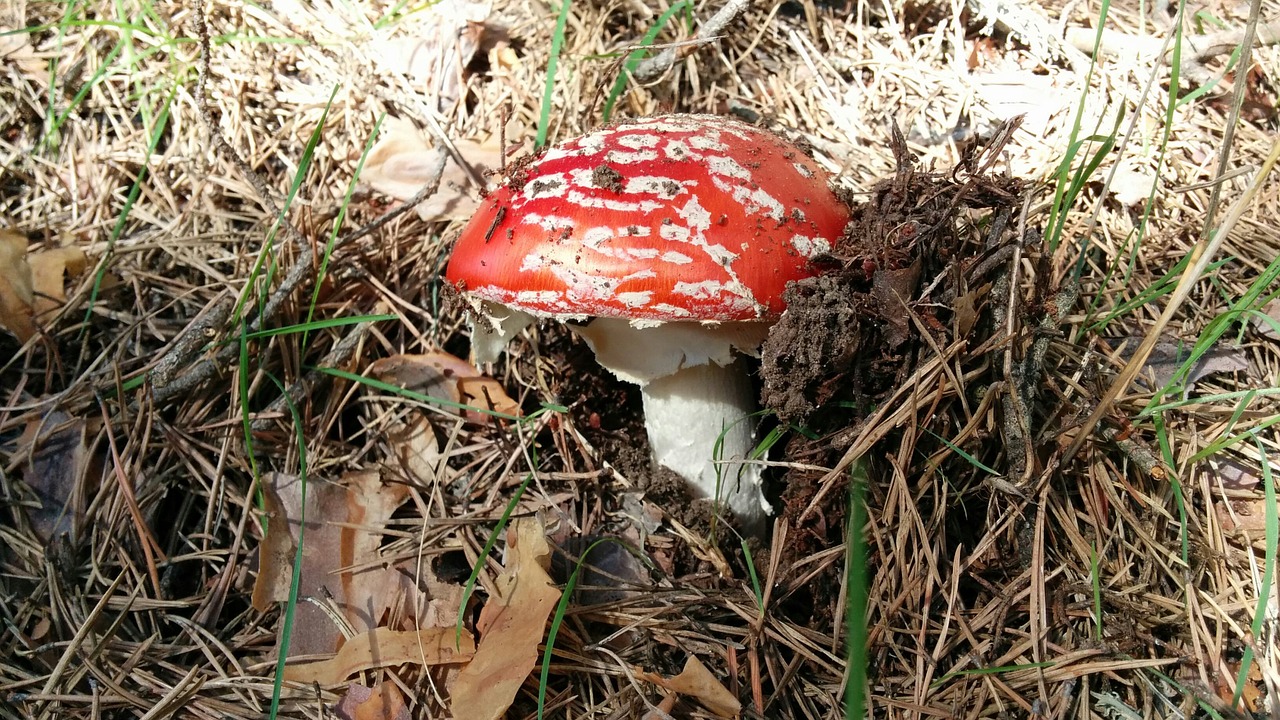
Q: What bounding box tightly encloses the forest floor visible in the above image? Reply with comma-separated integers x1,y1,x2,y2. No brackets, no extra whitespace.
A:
2,0,1280,718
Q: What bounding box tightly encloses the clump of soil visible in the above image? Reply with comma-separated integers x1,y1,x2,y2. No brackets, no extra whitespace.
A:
761,122,1026,565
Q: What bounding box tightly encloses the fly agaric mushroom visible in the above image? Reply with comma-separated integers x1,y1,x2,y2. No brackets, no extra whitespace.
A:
445,114,849,533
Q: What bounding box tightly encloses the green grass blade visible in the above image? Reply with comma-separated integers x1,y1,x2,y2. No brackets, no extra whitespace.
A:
601,1,691,121
1232,437,1277,710
245,314,398,340
317,366,529,421
1152,414,1189,566
455,472,536,650
537,0,573,147
537,537,643,718
1090,540,1103,641
1043,0,1112,250
304,113,386,350
844,459,868,719
742,539,764,613
267,373,309,719
925,428,999,476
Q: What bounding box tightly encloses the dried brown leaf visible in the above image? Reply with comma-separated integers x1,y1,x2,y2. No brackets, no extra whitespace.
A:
0,232,89,342
394,417,446,489
376,1,490,107
0,229,35,341
363,120,504,221
18,410,96,542
490,43,521,73
283,626,474,686
30,246,86,317
1211,457,1261,491
251,471,413,656
334,682,412,720
1118,337,1249,389
367,351,521,422
1251,299,1280,342
0,18,44,77
953,282,989,338
449,517,561,720
251,476,298,612
635,655,741,718
872,259,921,348
1215,497,1271,533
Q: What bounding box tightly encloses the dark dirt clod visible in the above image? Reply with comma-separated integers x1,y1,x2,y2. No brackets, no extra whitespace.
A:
762,121,1024,427
761,120,1025,563
591,163,624,192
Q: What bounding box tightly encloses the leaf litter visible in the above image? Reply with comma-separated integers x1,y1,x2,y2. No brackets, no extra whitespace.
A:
449,517,561,720
3,0,1280,717
15,409,98,543
0,229,88,342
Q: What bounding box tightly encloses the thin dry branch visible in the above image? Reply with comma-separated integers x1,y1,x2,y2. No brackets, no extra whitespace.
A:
150,3,448,405
1066,20,1280,85
632,0,749,83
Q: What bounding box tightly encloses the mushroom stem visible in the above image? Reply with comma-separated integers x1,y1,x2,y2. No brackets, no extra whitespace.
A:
640,359,771,535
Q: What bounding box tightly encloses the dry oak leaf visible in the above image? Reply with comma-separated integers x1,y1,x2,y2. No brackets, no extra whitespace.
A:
367,351,520,422
362,118,506,222
635,654,741,718
0,230,88,342
252,471,414,658
449,517,561,720
283,626,474,686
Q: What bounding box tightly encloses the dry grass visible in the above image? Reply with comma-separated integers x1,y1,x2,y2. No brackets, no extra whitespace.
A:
2,0,1279,718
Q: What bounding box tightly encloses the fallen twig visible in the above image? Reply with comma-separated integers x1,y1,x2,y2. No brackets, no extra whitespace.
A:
249,322,372,431
632,0,749,83
150,2,448,405
1065,20,1280,86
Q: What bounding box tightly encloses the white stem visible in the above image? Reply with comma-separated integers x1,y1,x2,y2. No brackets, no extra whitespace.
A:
640,360,771,535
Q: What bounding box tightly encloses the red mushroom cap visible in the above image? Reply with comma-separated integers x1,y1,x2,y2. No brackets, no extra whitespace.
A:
444,114,849,322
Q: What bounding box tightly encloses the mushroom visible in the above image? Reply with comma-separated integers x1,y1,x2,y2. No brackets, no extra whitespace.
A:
444,114,849,533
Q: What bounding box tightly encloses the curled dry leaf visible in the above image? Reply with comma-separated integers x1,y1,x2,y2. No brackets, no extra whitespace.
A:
376,0,492,109
449,517,561,720
252,471,414,656
635,655,742,718
367,351,520,422
18,409,98,543
335,682,412,720
362,118,507,222
283,626,474,686
0,230,89,342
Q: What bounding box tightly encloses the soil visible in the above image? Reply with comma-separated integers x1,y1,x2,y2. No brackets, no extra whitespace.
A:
761,123,1026,566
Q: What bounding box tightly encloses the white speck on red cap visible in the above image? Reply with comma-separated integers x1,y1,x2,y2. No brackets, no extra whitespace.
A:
445,114,849,322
